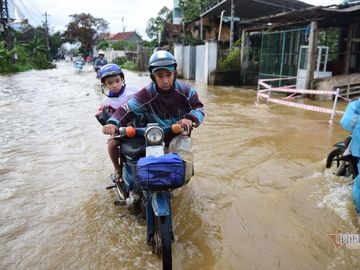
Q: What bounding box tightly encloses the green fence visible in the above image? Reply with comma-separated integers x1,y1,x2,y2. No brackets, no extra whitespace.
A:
259,28,306,81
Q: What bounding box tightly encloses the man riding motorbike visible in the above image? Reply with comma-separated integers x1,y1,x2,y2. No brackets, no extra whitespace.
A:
102,50,205,243
94,50,108,78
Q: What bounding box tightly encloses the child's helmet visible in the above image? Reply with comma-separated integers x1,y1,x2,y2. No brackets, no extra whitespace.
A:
99,63,124,83
148,50,177,74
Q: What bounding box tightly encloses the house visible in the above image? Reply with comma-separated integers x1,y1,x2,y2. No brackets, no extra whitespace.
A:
175,0,312,84
109,31,142,43
237,2,360,95
184,0,311,43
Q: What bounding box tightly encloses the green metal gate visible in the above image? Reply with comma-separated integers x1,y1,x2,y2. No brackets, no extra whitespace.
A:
259,28,306,81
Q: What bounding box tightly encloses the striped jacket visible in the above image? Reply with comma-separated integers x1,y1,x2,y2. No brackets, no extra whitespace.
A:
108,80,205,144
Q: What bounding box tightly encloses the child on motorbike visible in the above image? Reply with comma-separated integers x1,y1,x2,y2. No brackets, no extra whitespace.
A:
101,50,205,244
95,63,139,182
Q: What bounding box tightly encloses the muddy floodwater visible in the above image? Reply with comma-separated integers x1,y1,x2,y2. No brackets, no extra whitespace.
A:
1,62,359,270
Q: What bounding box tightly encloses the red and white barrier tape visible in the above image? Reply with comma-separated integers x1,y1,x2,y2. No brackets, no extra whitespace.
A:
267,87,336,95
257,93,344,114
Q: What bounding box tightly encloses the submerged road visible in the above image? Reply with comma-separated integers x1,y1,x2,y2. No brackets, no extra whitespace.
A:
0,61,358,269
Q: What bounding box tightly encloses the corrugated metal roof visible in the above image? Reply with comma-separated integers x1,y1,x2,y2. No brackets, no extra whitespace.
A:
239,3,360,31
200,0,312,19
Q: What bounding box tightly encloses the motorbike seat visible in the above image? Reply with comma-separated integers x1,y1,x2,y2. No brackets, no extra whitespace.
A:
120,137,146,160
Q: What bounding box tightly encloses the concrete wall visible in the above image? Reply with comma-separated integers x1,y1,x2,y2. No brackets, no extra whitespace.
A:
196,45,205,83
175,41,218,84
204,40,217,84
184,46,196,80
174,44,184,78
104,49,125,62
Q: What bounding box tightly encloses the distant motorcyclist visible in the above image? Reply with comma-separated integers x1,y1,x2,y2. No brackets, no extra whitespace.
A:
93,50,108,78
73,54,85,71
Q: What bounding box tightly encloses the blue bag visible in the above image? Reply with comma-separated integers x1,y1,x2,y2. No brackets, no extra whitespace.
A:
136,153,185,191
340,100,360,132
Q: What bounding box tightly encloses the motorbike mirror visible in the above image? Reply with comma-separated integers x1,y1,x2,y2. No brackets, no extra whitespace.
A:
171,124,182,134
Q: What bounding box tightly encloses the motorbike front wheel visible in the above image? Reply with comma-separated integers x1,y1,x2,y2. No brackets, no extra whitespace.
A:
326,148,357,178
153,216,172,270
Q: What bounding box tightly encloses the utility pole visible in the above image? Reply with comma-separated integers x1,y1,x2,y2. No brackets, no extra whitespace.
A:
43,12,50,50
121,16,126,33
0,0,13,50
229,0,234,49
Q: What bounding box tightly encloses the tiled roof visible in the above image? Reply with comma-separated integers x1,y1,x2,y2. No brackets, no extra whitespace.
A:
110,32,136,41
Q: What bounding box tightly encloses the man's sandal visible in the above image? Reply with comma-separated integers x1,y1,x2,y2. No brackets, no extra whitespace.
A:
109,172,123,184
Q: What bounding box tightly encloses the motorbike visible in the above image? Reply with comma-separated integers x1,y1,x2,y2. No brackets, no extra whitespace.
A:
94,66,101,79
326,135,358,179
74,60,85,72
106,123,188,270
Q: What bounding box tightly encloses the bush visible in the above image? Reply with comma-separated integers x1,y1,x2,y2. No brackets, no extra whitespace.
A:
113,56,127,66
217,47,240,72
32,53,56,69
122,60,137,71
0,42,14,72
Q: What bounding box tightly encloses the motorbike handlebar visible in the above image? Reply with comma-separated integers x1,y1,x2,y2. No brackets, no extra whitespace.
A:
114,124,182,139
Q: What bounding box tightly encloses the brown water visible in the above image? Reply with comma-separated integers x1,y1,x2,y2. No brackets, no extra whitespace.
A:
1,62,359,270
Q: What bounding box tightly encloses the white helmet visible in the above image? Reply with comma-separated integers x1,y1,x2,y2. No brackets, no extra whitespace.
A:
98,50,105,55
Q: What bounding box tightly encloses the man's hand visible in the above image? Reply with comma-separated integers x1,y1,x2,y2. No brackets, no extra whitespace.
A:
176,119,193,136
102,124,117,136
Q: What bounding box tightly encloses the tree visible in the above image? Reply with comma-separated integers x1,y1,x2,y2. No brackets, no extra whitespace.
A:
146,7,172,42
23,34,54,69
49,31,64,59
180,0,210,23
63,13,109,55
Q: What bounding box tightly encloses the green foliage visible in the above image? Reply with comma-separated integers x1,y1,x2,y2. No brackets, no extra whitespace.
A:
179,0,210,23
113,56,127,66
23,34,55,69
122,60,137,71
318,27,340,62
49,31,64,59
179,34,203,46
0,24,61,73
63,13,109,55
143,40,157,48
218,47,241,72
0,42,15,72
32,53,56,69
24,34,48,58
14,44,31,65
112,41,136,51
146,7,172,41
97,40,110,50
0,42,33,73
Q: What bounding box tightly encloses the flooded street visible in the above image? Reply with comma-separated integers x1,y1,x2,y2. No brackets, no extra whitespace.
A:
1,61,359,269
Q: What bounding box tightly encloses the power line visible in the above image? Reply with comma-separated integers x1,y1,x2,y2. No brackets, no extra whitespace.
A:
19,0,41,17
17,0,42,25
28,0,42,15
9,0,41,26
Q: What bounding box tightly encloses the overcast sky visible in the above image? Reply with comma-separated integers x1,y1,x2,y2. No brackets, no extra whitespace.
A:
10,0,342,40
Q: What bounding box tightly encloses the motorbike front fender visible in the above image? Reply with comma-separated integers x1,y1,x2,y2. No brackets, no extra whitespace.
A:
334,141,345,150
151,191,170,217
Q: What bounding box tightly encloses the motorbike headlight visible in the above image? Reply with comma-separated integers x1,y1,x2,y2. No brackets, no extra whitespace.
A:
145,126,164,145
